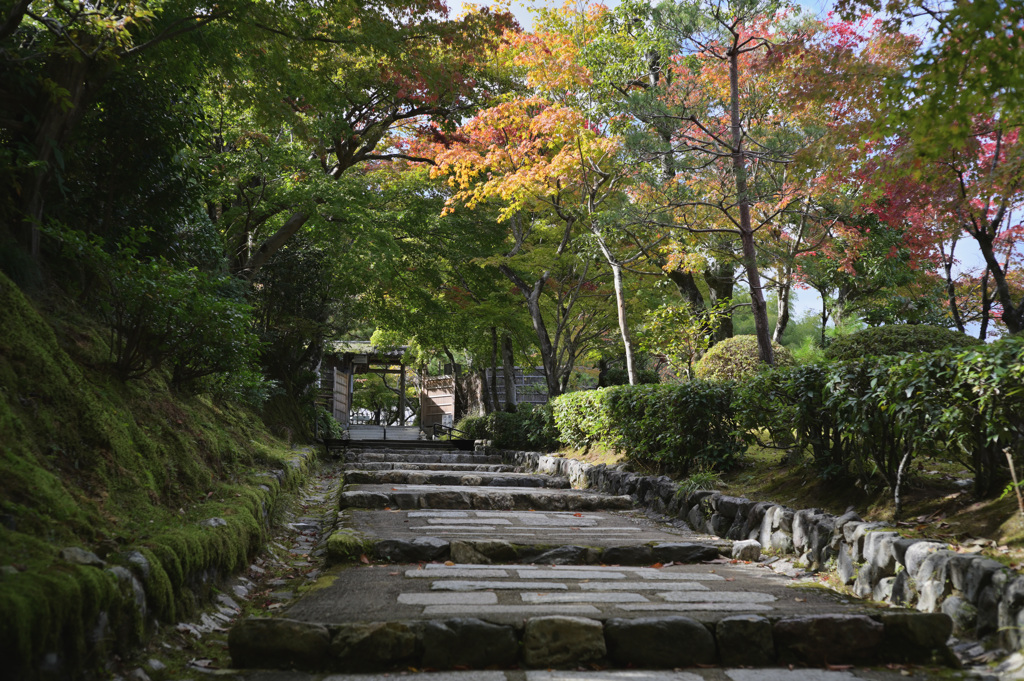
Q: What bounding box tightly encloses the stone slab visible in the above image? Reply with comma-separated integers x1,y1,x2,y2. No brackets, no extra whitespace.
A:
345,469,569,488
284,563,876,626
346,462,516,472
339,484,633,511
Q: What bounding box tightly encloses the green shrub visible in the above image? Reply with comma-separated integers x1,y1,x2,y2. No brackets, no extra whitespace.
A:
694,335,794,382
552,384,746,472
605,382,746,472
454,414,489,440
552,389,613,449
458,404,559,451
824,324,982,362
734,364,851,479
602,367,660,386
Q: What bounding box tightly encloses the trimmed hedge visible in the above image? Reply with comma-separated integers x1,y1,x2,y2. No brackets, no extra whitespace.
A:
552,383,747,472
735,334,1024,505
824,324,982,361
694,335,794,382
455,403,559,451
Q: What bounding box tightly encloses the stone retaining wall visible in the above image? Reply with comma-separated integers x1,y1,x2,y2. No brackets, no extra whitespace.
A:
498,448,1024,653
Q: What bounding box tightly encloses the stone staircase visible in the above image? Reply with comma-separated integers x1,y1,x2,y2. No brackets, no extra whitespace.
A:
226,447,957,679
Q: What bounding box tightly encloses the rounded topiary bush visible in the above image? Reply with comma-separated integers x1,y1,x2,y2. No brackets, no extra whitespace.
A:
824,324,983,362
694,335,794,382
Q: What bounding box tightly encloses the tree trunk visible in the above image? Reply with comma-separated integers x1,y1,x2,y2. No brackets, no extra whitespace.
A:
488,327,500,413
773,278,791,344
705,261,735,343
241,211,311,278
979,269,991,340
501,335,518,413
975,229,1023,334
595,235,636,385
940,238,966,333
499,264,562,398
729,46,773,365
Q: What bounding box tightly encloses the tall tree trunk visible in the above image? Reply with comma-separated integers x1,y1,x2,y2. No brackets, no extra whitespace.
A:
595,234,636,385
773,278,791,344
488,327,500,413
940,239,966,333
705,261,735,343
499,264,562,398
729,46,773,364
979,269,991,340
501,335,518,413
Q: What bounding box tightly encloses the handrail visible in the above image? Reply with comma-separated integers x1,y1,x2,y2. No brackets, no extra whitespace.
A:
432,423,472,440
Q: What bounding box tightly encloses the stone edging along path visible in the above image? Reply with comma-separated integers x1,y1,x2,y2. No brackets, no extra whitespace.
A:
499,447,1024,656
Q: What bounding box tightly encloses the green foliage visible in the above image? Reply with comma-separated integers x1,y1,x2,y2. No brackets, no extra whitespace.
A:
824,325,983,362
552,383,746,472
453,414,490,441
315,406,345,439
734,364,851,479
676,466,723,497
483,404,560,451
552,389,614,450
735,336,1024,499
602,367,660,386
694,335,794,382
0,270,304,678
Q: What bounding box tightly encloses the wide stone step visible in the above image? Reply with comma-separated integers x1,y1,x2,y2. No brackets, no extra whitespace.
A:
345,451,503,464
345,462,517,473
229,562,954,672
339,484,633,512
343,469,569,489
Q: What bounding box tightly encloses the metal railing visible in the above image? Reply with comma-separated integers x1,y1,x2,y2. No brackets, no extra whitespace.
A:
432,423,472,441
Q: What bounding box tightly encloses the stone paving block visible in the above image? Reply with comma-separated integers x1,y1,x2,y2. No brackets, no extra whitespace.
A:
406,568,509,579
617,603,773,612
605,616,716,668
522,569,627,580
420,618,518,669
374,537,449,562
774,614,884,665
716,614,775,667
523,616,606,668
601,545,654,565
397,592,497,606
521,592,649,604
229,618,331,670
579,580,710,591
425,604,602,616
330,621,419,671
659,591,775,603
652,543,720,563
432,580,569,591
727,671,859,681
876,612,954,664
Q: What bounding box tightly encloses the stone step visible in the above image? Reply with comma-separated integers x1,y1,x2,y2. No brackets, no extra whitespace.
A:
339,484,633,512
190,668,934,681
229,561,954,672
334,509,725,562
344,451,503,464
344,462,517,473
343,469,569,489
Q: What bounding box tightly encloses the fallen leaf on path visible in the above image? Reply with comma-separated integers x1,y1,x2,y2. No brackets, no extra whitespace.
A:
444,560,455,566
827,664,853,670
651,562,664,569
359,554,370,564
794,598,806,602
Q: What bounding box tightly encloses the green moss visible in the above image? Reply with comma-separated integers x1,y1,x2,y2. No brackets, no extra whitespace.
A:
0,272,313,678
326,529,371,565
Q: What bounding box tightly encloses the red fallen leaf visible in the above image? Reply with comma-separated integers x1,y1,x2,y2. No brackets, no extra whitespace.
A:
359,554,370,564
389,572,400,576
573,513,583,517
650,562,664,569
384,507,392,511
725,577,735,582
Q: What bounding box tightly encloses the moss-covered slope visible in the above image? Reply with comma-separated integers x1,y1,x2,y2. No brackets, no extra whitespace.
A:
0,273,307,680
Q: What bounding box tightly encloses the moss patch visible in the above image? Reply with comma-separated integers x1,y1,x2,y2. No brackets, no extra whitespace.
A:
0,272,313,679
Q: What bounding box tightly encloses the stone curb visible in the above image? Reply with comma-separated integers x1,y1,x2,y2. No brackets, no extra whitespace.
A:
228,612,953,672
339,537,723,565
502,449,1021,653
